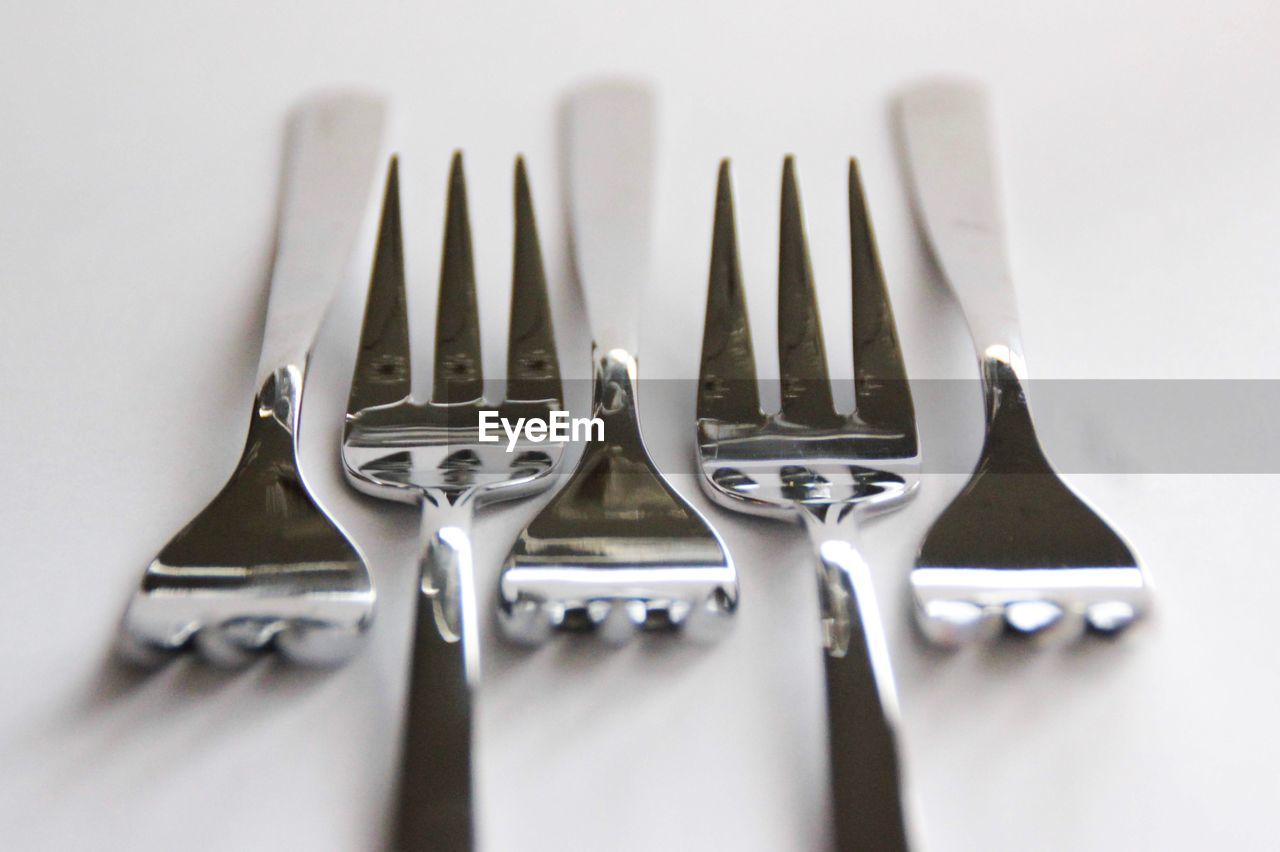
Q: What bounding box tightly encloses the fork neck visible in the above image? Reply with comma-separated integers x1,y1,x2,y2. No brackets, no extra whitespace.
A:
977,337,1028,427
961,289,1049,467
974,343,1058,473
420,487,480,515
591,347,642,438
796,501,843,529
416,494,480,685
253,364,305,455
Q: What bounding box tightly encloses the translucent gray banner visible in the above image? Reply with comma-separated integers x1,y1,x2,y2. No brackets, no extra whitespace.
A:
452,378,1280,474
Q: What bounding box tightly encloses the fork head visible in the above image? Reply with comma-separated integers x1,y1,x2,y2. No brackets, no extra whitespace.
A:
342,154,565,510
496,89,737,645
122,365,373,668
697,158,920,523
911,357,1150,645
497,344,739,644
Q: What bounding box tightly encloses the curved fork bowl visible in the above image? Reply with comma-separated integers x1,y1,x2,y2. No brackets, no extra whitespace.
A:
499,352,738,645
122,404,372,668
911,398,1151,647
911,465,1150,647
342,397,564,507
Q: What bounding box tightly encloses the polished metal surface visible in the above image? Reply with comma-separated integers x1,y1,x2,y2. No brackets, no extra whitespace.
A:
697,159,917,851
343,155,564,851
498,81,738,644
120,93,386,667
898,79,1150,645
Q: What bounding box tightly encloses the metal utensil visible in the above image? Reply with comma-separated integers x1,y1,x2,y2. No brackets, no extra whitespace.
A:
342,154,565,850
121,93,387,667
897,79,1151,645
498,81,738,643
697,158,918,851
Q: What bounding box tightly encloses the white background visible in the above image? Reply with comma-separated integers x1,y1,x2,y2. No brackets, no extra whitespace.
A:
2,2,1279,850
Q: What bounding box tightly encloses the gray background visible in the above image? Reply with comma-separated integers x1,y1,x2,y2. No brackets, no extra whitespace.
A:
2,1,1278,849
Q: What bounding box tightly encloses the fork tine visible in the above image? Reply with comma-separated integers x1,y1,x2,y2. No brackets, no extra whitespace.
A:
347,157,411,416
848,159,917,443
698,160,763,423
778,157,839,427
433,152,484,404
504,157,562,404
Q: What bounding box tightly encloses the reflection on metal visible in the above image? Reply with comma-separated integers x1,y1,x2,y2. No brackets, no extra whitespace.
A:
899,78,1150,645
121,93,386,667
696,159,917,850
499,81,737,643
502,348,739,641
343,155,564,852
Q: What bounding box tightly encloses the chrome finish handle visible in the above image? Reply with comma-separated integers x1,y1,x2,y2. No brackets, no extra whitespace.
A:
256,93,387,392
565,81,656,358
418,495,481,682
395,494,478,852
898,79,1028,424
802,510,911,851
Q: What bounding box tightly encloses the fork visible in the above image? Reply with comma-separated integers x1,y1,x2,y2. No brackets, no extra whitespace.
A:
898,79,1151,645
697,157,918,851
498,81,738,643
342,153,564,850
121,93,386,667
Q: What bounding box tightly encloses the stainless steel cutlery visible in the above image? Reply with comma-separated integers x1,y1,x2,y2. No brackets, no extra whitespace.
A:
121,92,386,667
117,78,1151,848
697,157,917,850
342,154,565,850
498,82,739,643
898,79,1151,645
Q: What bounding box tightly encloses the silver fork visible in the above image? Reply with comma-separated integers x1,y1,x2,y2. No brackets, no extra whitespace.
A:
898,79,1151,646
121,93,386,667
697,158,918,851
498,81,738,643
342,153,564,850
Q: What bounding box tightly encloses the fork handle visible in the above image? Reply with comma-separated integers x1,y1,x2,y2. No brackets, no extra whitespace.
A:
395,497,478,852
803,515,911,851
256,93,388,392
897,79,1029,422
565,81,656,358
